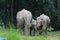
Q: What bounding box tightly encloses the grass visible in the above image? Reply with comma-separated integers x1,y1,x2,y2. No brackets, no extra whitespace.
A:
0,22,60,40
47,31,60,34
0,28,60,40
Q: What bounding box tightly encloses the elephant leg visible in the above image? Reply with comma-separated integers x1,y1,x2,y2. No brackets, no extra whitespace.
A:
39,30,43,35
17,23,24,35
38,25,43,35
30,27,32,36
32,29,35,36
42,24,47,35
20,26,25,35
24,25,30,36
19,25,24,35
44,26,48,35
17,22,22,33
30,27,35,36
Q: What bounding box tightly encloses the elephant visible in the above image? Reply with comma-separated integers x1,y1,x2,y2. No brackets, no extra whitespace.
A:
16,8,32,35
30,19,37,36
36,14,50,35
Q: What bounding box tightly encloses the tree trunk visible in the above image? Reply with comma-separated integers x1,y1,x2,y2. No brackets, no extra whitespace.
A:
4,0,11,28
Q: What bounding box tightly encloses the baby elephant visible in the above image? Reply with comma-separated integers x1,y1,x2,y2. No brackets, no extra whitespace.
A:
36,14,50,35
30,19,37,36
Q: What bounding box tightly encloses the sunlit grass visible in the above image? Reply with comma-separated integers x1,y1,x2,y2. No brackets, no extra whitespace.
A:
0,28,60,40
0,22,60,40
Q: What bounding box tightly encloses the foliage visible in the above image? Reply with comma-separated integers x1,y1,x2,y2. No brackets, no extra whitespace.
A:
0,0,60,30
0,28,60,40
0,23,60,40
8,21,16,28
47,26,54,31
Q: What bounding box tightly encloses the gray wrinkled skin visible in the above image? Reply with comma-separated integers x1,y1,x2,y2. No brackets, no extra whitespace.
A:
16,9,32,35
30,19,37,36
36,14,50,35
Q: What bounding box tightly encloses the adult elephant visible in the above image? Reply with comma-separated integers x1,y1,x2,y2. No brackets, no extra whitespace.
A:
36,14,50,35
16,9,32,35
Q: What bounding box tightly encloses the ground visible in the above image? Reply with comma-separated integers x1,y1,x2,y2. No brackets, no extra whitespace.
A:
0,28,60,40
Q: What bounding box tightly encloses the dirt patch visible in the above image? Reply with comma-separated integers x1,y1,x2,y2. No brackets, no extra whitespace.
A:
48,34,60,37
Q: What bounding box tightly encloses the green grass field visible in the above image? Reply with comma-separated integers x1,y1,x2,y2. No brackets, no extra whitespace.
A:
0,28,60,40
